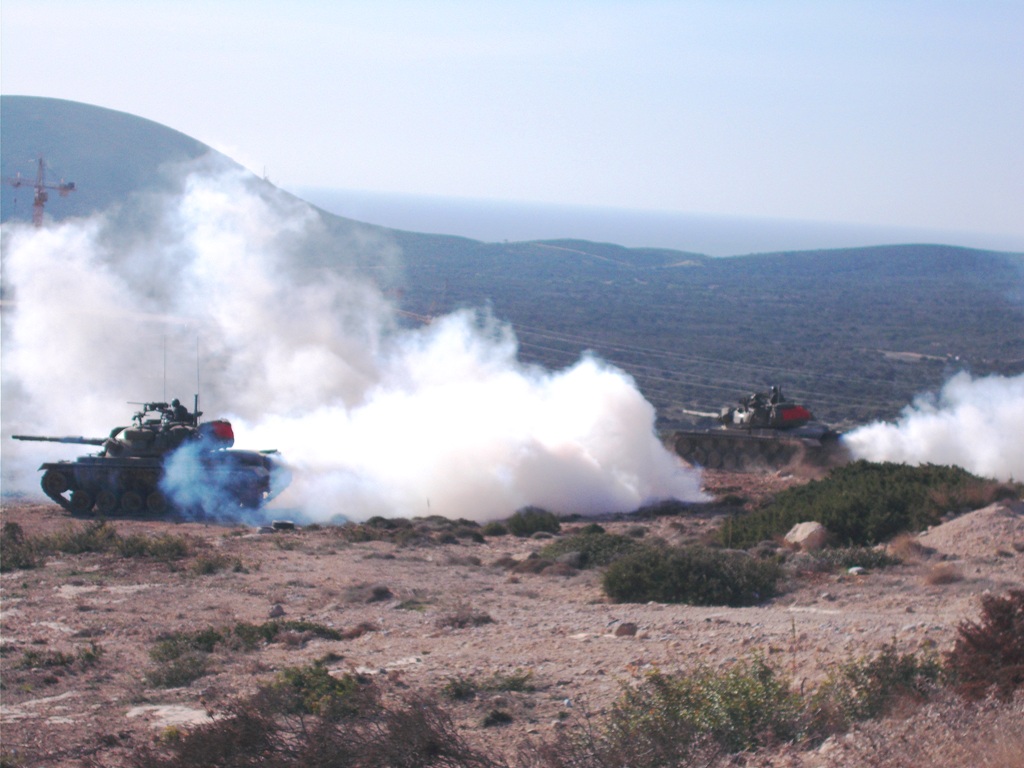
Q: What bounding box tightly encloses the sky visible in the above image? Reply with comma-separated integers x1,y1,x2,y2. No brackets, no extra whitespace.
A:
2,0,1023,246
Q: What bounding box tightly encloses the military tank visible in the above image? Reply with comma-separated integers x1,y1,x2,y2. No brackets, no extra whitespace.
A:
12,399,290,516
671,386,848,472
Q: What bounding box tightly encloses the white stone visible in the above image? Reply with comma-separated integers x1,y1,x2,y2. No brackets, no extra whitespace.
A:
784,522,829,551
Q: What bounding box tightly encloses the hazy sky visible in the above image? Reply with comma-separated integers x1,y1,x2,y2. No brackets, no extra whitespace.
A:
2,1,1022,243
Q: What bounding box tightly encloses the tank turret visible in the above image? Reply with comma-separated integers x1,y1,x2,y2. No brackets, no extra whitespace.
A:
716,386,814,431
12,399,290,517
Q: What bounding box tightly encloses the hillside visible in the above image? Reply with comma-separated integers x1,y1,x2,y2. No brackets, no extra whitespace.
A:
392,236,1024,425
1,96,216,221
2,96,1022,427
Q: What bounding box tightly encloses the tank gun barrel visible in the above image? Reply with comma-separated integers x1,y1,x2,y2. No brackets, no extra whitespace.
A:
681,408,720,419
12,435,107,446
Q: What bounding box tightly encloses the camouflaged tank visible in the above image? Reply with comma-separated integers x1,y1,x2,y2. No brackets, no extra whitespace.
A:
671,386,849,472
13,399,289,516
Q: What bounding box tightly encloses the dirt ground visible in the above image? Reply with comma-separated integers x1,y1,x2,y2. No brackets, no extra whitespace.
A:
2,469,1022,767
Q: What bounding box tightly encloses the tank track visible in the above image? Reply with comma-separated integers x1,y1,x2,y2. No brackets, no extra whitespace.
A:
37,457,277,517
673,430,848,472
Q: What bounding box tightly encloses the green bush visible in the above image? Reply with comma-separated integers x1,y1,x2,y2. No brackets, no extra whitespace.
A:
145,654,209,688
808,642,941,736
270,662,362,719
716,461,1010,548
231,620,343,649
1,521,194,569
539,530,642,568
505,506,561,537
19,643,104,671
602,545,781,606
19,649,76,669
47,520,121,554
441,668,534,701
480,521,508,537
187,552,243,575
487,668,535,692
146,628,225,688
150,629,225,662
607,656,800,755
441,674,478,701
0,522,42,571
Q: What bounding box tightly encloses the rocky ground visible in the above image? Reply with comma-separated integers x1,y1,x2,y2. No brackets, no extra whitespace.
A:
1,470,1022,767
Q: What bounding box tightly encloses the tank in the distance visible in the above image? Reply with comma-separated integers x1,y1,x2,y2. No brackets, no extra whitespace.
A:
12,399,290,517
671,386,849,472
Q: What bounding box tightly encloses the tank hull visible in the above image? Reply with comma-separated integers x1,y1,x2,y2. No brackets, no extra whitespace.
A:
672,426,849,472
36,450,286,517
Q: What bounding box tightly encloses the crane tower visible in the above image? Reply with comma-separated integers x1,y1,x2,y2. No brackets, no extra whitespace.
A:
4,156,76,227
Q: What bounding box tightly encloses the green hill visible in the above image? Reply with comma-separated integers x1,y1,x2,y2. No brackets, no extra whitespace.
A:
3,95,1022,427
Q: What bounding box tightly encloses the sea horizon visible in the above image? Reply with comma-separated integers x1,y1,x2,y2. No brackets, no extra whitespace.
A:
291,186,1024,258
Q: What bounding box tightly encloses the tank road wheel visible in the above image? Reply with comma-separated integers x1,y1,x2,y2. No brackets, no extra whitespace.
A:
42,469,70,497
95,490,119,516
721,452,739,471
120,491,144,516
705,450,722,469
675,436,695,457
69,489,95,514
146,491,169,516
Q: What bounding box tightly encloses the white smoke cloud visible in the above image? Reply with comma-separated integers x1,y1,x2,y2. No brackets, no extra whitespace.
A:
843,372,1024,482
1,159,705,521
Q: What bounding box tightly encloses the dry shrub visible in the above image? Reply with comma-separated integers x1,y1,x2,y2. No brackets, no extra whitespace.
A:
923,562,964,585
946,588,1024,701
436,604,494,629
808,642,941,736
888,532,933,562
540,561,578,578
0,521,42,571
491,554,519,569
187,552,243,575
276,631,309,648
344,582,393,603
512,555,555,575
445,553,482,567
132,679,500,768
339,621,380,640
803,689,1024,768
929,481,1021,514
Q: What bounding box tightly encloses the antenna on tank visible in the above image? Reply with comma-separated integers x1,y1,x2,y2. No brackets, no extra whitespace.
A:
163,335,168,402
194,336,201,423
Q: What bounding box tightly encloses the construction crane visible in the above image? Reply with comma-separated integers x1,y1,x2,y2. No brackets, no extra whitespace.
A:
4,156,76,227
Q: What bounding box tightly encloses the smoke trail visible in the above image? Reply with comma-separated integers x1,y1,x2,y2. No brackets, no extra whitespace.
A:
1,158,705,521
843,372,1024,482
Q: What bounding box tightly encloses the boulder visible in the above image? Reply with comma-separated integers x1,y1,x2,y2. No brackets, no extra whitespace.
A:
784,522,829,552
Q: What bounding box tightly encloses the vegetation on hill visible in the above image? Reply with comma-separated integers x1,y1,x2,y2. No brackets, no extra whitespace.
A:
4,96,1022,428
714,461,1020,548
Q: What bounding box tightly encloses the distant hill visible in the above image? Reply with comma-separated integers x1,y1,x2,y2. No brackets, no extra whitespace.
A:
2,95,1022,426
1,96,220,222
